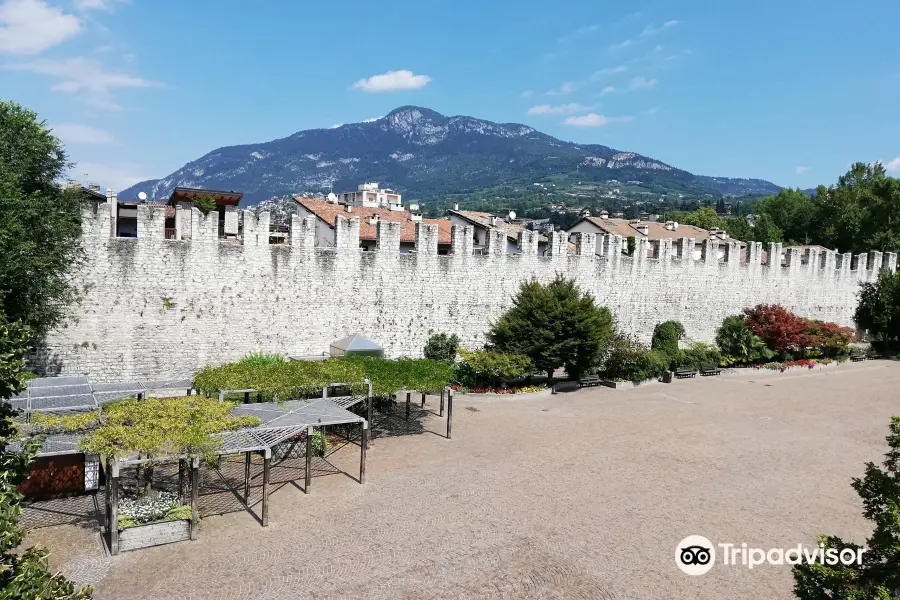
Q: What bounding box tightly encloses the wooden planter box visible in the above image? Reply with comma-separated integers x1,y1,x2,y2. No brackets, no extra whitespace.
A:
118,519,191,552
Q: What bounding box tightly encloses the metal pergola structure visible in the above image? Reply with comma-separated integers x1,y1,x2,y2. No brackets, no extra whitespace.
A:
11,375,194,414
13,375,455,554
103,396,369,554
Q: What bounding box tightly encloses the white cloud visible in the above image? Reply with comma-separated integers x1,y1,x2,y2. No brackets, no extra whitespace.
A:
600,77,656,96
546,81,580,96
885,157,900,172
521,90,534,98
330,123,343,129
628,76,658,90
51,123,116,145
795,165,811,175
362,116,383,123
73,0,127,11
71,161,150,191
610,39,633,50
558,24,599,44
593,65,627,77
8,57,161,110
351,70,431,93
563,113,634,127
0,0,81,55
642,20,680,37
642,106,660,115
528,103,593,115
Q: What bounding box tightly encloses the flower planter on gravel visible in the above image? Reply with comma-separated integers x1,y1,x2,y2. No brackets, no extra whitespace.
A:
118,519,191,552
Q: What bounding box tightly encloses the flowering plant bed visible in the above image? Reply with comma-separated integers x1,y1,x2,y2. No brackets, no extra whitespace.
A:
118,490,192,530
749,358,835,373
452,384,547,395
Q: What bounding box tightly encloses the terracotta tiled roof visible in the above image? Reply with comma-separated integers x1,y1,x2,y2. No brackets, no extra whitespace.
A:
448,210,549,243
577,216,713,241
296,198,451,244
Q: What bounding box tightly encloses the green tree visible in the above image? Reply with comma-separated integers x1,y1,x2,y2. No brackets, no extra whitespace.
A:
723,216,753,241
750,212,784,245
651,321,685,355
855,270,900,346
0,307,91,598
715,315,773,364
755,188,818,245
663,207,724,231
793,416,900,599
0,101,85,337
815,162,900,254
423,332,460,363
488,276,614,379
455,349,532,387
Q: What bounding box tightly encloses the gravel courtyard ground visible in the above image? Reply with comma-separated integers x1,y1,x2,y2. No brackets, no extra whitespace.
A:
25,361,900,599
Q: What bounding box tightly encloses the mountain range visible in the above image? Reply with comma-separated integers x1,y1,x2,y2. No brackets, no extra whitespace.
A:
121,106,782,204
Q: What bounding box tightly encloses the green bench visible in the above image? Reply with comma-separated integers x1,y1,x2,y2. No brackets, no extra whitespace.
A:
579,374,603,388
700,364,721,376
675,368,697,379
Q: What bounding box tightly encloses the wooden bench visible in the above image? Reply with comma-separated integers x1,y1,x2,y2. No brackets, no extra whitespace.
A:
700,364,721,376
867,352,883,360
579,374,603,388
675,368,697,379
850,354,868,362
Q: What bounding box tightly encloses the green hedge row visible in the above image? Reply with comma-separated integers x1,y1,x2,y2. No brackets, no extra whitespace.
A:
192,356,454,400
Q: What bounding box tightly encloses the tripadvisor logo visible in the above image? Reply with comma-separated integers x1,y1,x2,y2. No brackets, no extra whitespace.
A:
675,535,865,576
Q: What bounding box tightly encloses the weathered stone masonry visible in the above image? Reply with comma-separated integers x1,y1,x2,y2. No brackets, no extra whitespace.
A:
39,204,897,382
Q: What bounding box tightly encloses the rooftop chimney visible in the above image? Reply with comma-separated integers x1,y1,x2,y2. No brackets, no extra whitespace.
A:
453,202,459,211
635,224,649,236
599,210,609,219
664,221,678,231
344,204,352,213
367,215,379,226
490,215,500,227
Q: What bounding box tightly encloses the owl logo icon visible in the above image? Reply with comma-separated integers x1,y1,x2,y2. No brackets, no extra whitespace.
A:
676,535,716,575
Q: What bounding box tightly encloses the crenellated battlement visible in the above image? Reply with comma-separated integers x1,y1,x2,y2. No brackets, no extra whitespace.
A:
44,205,895,381
79,206,897,278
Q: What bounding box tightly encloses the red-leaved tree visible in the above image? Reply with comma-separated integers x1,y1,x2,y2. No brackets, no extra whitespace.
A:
743,304,808,352
802,319,856,350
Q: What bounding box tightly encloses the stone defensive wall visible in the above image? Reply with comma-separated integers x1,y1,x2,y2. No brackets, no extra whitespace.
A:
37,203,898,381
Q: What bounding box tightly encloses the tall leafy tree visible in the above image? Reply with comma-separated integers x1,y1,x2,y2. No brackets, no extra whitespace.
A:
855,270,900,346
750,212,784,245
793,417,900,599
815,162,900,254
488,276,614,379
722,215,753,241
0,306,91,598
754,188,818,246
0,100,84,337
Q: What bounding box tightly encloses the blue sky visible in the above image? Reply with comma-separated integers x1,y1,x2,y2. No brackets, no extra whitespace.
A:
1,0,898,192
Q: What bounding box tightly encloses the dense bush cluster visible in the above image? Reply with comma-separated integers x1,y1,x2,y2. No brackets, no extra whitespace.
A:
423,333,460,363
599,334,669,382
454,349,533,388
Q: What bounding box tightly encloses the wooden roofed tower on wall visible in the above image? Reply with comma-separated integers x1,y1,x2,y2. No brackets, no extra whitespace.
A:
168,187,244,239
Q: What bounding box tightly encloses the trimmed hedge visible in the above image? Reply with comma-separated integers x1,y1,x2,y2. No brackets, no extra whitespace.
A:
192,356,453,399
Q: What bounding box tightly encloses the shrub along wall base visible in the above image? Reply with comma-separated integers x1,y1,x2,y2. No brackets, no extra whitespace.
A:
600,378,661,390
117,519,191,552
